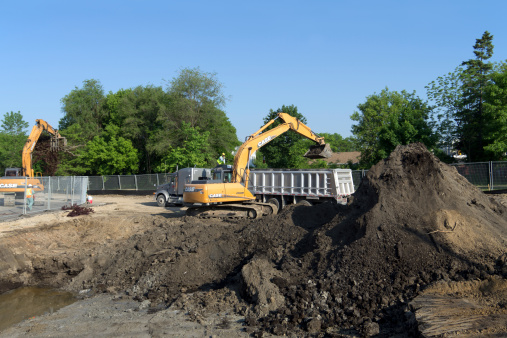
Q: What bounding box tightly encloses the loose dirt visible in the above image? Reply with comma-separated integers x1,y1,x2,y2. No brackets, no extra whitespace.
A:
0,143,506,337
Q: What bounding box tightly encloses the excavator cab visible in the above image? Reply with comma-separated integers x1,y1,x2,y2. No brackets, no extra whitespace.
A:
4,168,21,177
212,165,233,183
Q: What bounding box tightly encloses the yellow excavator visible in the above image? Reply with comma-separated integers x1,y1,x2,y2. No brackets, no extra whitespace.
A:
183,112,332,219
0,119,66,194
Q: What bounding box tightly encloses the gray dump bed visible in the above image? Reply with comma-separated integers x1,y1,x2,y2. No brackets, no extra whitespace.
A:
249,168,354,203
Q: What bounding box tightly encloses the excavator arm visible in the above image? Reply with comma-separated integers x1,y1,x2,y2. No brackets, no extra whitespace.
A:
22,119,66,177
231,112,332,184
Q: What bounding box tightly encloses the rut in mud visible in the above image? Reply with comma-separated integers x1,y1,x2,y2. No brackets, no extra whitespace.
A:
1,143,506,336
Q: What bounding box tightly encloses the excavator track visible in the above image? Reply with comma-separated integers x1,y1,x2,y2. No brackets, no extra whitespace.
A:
186,202,278,220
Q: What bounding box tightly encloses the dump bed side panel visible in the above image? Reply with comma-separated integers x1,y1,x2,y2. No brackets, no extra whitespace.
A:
248,169,354,198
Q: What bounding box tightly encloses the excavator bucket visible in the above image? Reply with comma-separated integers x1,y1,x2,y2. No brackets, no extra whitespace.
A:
304,143,333,159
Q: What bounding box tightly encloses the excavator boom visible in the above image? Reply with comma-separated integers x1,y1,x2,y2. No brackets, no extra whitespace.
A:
231,112,331,184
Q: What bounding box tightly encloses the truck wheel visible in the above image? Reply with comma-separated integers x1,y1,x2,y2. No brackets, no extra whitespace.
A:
267,197,280,211
299,200,312,206
156,194,167,207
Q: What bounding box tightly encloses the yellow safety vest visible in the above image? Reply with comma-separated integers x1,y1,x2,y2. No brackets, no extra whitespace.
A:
26,188,33,198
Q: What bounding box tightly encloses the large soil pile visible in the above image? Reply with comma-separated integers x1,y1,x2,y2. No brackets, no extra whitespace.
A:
2,143,506,336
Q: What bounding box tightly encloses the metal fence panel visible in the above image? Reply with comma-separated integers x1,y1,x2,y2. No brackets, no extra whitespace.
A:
491,162,507,190
0,176,88,222
103,176,121,190
137,174,162,190
451,162,490,190
119,175,136,190
88,176,104,190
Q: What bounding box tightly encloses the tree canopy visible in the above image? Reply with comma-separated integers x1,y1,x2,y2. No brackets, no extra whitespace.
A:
56,68,240,175
0,111,28,173
351,88,437,167
427,31,507,161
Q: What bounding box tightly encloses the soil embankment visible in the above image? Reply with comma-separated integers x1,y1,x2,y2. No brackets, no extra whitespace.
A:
0,143,506,337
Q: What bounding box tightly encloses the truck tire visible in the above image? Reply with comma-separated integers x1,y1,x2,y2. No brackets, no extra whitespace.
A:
267,197,280,211
156,194,167,207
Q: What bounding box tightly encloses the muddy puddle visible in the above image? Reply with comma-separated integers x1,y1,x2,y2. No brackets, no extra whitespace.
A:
0,287,76,332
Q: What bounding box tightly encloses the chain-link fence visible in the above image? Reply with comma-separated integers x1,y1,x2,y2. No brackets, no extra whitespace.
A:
0,176,88,221
83,161,507,195
3,161,502,222
88,174,172,191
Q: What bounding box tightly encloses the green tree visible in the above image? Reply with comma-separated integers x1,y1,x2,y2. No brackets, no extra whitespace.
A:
114,85,169,173
351,88,437,167
158,67,239,163
319,132,357,152
483,62,507,159
154,122,212,172
80,124,139,175
0,111,29,173
60,79,106,141
426,67,464,151
456,31,494,161
165,67,226,128
1,111,29,135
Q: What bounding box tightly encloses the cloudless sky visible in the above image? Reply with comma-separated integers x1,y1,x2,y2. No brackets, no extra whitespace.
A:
1,1,506,141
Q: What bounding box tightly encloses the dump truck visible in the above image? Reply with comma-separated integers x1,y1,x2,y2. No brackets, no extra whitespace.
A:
154,167,212,207
183,112,335,218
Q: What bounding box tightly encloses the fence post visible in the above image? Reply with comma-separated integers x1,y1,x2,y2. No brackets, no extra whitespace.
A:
48,177,51,211
102,176,105,191
23,177,27,214
72,176,75,205
118,175,121,190
489,161,493,190
135,175,138,191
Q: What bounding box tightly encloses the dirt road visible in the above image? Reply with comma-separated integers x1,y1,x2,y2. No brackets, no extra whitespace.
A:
0,144,506,337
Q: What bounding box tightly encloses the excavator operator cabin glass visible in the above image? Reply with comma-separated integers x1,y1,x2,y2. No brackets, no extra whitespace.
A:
224,172,232,183
213,171,222,181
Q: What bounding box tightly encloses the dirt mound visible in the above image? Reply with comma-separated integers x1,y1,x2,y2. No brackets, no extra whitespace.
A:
2,144,506,336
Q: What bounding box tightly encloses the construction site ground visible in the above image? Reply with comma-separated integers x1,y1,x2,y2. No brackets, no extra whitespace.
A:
0,143,506,337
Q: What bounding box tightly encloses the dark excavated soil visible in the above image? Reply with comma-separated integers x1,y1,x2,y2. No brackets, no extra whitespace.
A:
1,143,506,336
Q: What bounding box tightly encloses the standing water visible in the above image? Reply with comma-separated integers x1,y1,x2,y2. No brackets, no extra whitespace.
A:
0,287,76,332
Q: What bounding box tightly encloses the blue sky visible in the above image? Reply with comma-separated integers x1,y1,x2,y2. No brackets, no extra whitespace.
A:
1,1,506,140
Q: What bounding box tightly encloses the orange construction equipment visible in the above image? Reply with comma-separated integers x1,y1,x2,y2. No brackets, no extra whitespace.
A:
0,119,66,194
183,112,332,219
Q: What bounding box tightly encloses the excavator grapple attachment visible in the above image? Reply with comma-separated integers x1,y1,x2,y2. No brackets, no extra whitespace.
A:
304,143,333,159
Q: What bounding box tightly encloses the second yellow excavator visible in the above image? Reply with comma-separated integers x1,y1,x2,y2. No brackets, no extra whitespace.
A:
0,119,66,194
183,112,332,218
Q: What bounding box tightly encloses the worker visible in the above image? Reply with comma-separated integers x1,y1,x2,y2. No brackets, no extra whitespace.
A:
87,194,93,204
26,184,34,211
217,153,226,165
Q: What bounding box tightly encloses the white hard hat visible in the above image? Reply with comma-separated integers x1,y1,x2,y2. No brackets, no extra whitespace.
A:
28,184,32,187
